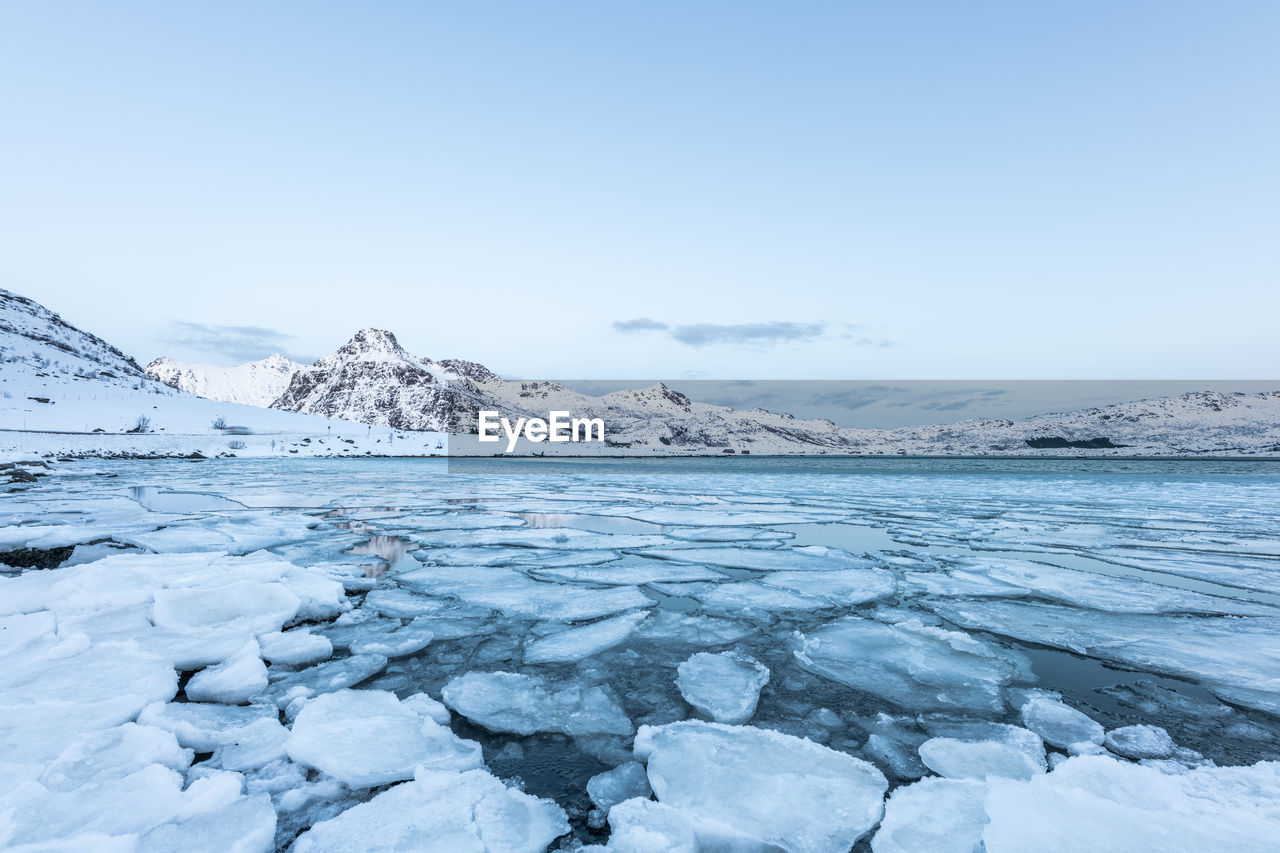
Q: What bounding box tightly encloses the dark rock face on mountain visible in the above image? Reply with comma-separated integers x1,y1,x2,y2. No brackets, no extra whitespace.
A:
270,329,493,432
1026,436,1124,449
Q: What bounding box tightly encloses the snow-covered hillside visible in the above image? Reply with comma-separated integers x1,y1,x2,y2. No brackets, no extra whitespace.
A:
146,354,303,408
0,289,444,459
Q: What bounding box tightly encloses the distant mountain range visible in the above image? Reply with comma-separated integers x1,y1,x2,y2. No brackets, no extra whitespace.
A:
143,324,1280,456
3,286,1278,457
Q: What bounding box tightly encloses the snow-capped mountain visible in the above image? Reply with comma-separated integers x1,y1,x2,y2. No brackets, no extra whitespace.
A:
271,329,498,432
9,285,1278,458
254,327,1280,455
857,391,1280,456
146,354,303,407
0,289,444,459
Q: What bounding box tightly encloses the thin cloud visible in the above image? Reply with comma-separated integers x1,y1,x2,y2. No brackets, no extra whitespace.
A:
614,318,848,348
670,322,826,347
612,317,670,333
165,321,300,363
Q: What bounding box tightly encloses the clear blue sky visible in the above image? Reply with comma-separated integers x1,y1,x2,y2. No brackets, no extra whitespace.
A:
2,2,1277,379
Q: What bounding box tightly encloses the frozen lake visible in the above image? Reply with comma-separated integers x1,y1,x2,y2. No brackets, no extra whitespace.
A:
4,456,1280,851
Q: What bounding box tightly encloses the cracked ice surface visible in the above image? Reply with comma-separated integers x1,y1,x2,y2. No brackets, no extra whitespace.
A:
5,456,1280,850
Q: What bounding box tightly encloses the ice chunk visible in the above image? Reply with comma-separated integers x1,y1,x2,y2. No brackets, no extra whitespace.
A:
966,557,1279,616
348,618,434,658
401,566,654,621
266,653,388,708
413,526,666,550
291,768,569,853
666,525,793,542
918,725,1047,781
286,689,483,788
641,545,874,572
634,721,888,853
587,761,652,812
1019,694,1104,751
633,610,756,646
4,764,189,848
871,777,988,853
698,581,830,613
186,640,268,704
216,717,291,771
0,610,56,655
39,723,192,792
760,567,896,606
152,581,300,636
137,792,276,853
675,651,770,724
363,587,447,618
0,641,178,763
524,611,648,664
981,754,1280,852
137,701,279,752
602,797,698,853
442,671,632,736
928,599,1280,716
258,628,332,666
1104,724,1176,760
402,691,451,726
530,564,723,585
793,617,1028,713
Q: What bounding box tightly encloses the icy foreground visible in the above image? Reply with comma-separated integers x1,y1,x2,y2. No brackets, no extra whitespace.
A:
3,456,1280,850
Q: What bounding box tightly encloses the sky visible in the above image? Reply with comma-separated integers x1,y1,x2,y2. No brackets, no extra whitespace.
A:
2,1,1278,381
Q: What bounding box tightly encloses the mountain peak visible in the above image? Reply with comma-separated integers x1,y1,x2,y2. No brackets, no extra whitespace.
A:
336,328,409,360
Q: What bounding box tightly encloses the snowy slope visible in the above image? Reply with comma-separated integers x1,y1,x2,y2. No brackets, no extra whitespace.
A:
145,354,304,407
0,289,444,459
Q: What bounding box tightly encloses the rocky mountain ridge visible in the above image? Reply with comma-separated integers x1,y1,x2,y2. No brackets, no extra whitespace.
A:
151,325,1280,456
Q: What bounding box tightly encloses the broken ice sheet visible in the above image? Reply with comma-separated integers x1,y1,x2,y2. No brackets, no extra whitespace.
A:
285,689,482,787
675,651,770,724
442,671,633,736
793,617,1031,713
411,526,668,550
524,611,649,664
635,720,888,853
640,544,878,572
929,598,1280,715
290,767,568,853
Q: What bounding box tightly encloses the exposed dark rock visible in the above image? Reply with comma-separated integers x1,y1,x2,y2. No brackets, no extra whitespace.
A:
0,544,75,569
1026,436,1125,449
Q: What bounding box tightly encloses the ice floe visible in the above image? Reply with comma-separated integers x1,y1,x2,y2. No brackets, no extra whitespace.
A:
634,720,888,853
290,768,569,853
675,651,770,724
793,617,1030,713
442,671,633,736
285,689,482,787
